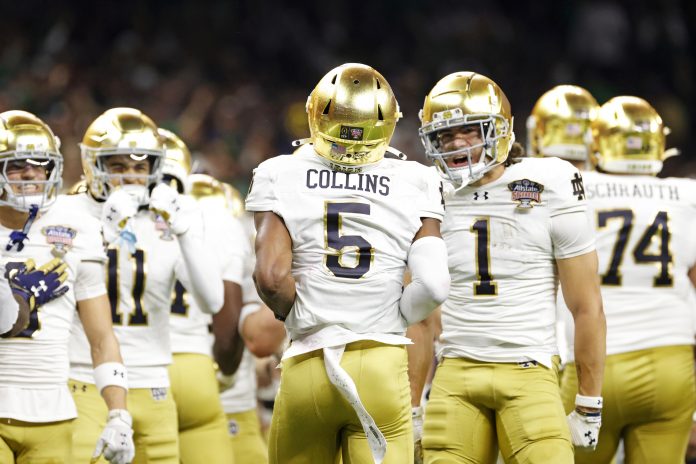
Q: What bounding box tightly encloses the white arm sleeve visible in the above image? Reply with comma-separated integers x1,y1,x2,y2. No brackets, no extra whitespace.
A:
75,260,108,302
399,236,450,325
551,210,596,259
177,217,224,315
0,271,19,335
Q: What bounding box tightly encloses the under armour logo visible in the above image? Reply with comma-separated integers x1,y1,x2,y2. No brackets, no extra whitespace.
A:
571,173,585,200
473,191,489,200
584,431,596,445
113,369,125,378
31,280,48,296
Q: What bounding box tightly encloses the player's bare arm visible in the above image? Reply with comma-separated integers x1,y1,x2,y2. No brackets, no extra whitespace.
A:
240,302,286,358
212,280,245,375
253,211,295,320
78,293,127,411
557,250,606,399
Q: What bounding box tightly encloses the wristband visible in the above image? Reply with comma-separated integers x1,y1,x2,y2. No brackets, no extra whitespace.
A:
575,394,603,409
107,408,133,427
94,362,128,393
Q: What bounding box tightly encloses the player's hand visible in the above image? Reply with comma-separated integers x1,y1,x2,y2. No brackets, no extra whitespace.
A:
92,409,135,464
567,409,601,451
102,188,141,244
149,183,194,235
216,368,237,391
5,258,69,310
412,406,424,464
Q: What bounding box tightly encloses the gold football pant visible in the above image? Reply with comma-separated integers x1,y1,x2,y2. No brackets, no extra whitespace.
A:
0,417,73,463
69,380,179,463
423,356,573,464
269,340,413,464
561,345,696,464
169,353,234,463
227,409,268,464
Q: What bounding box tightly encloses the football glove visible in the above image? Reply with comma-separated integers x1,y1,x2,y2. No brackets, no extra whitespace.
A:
5,258,69,310
149,183,195,235
567,409,601,451
412,406,424,464
92,409,135,464
102,187,141,246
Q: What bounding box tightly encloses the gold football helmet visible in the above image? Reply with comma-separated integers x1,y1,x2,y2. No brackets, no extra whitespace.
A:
188,174,246,218
527,85,599,161
306,63,402,171
0,110,63,212
419,72,514,186
159,128,192,194
591,96,675,175
80,107,165,200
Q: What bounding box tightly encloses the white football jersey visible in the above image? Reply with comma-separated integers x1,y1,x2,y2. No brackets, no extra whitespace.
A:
245,146,445,342
562,172,696,358
68,192,187,388
170,198,249,356
440,157,594,367
0,195,106,422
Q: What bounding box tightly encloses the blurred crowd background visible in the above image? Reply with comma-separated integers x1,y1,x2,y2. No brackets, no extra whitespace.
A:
1,0,694,193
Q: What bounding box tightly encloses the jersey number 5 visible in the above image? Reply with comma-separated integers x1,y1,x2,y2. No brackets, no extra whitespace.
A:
324,202,373,279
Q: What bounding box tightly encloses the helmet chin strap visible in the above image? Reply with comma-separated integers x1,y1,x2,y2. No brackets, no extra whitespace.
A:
6,204,39,252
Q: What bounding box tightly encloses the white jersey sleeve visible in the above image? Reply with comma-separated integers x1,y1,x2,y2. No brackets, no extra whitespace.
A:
0,268,19,335
546,162,594,258
170,200,250,355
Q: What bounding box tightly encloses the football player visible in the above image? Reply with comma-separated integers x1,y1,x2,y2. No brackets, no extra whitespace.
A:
218,182,286,464
559,96,696,463
247,63,449,464
527,85,601,365
417,72,606,463
164,151,248,463
0,110,134,464
67,108,223,463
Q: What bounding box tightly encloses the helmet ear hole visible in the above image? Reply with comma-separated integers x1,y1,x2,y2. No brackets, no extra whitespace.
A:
322,100,332,115
377,105,384,121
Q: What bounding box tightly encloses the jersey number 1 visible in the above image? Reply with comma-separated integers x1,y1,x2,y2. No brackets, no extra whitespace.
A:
472,218,498,296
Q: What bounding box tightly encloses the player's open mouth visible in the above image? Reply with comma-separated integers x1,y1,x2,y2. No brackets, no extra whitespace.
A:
449,155,469,168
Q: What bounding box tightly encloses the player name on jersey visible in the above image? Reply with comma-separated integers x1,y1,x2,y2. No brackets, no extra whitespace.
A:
586,180,680,201
306,169,391,196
